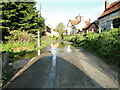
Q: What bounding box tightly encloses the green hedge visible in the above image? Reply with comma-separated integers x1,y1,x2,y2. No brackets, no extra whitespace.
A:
65,28,120,65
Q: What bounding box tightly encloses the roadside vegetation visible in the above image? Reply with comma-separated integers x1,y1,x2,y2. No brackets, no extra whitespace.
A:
0,1,54,86
55,22,66,39
64,28,120,66
1,30,53,59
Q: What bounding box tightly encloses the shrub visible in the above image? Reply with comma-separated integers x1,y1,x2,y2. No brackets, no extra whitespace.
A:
0,26,10,41
65,28,120,65
5,30,37,43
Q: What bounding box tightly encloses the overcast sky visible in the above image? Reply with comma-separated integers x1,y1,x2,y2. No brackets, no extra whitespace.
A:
35,0,117,29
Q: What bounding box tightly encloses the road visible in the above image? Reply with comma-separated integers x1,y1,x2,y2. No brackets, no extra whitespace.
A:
4,41,118,88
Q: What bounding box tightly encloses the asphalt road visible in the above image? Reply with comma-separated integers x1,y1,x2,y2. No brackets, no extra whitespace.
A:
3,42,118,88
5,56,103,88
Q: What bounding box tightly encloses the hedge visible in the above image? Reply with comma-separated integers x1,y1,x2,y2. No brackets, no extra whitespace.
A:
65,28,120,65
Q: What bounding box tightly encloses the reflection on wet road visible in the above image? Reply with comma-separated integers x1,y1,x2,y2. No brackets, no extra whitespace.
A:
41,41,79,54
40,41,80,88
5,41,118,88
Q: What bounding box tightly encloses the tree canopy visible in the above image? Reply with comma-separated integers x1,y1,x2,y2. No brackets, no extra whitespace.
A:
55,22,66,39
1,1,45,39
55,22,65,32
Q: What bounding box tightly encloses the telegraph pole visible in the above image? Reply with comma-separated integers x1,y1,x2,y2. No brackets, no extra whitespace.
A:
38,2,42,55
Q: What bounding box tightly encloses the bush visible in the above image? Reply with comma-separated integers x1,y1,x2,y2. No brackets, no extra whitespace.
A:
5,30,37,43
0,26,10,41
65,28,120,65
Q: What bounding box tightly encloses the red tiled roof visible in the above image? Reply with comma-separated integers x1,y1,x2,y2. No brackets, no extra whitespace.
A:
99,0,120,19
83,23,92,30
84,21,89,24
70,20,80,25
83,22,98,30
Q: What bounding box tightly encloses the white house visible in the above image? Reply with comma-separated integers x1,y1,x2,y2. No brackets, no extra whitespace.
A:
67,16,89,35
51,29,59,37
98,0,120,32
45,25,59,37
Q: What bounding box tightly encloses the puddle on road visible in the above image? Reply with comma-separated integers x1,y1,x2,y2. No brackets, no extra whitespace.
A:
41,41,80,88
10,41,80,69
18,41,79,60
11,41,80,87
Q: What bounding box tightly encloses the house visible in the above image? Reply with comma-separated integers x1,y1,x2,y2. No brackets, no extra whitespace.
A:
51,29,59,37
67,15,89,35
98,0,120,32
83,22,99,33
45,25,59,37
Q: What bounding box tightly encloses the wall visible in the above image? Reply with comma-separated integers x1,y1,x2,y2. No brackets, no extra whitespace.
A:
51,31,59,37
87,24,98,32
99,10,120,31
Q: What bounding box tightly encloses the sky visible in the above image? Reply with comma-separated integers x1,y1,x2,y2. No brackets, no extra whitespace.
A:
35,0,117,29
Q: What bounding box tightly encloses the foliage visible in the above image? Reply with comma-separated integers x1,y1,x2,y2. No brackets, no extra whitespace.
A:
1,34,53,53
55,22,66,39
5,30,37,42
0,26,10,40
1,69,12,86
113,17,120,28
1,1,45,39
65,28,120,65
55,22,65,32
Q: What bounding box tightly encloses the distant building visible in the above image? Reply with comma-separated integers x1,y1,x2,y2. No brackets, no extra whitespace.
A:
45,25,59,37
98,0,120,31
51,29,59,37
83,22,99,33
67,15,89,35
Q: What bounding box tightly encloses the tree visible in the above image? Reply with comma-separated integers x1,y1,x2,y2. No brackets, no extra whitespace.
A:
55,23,66,39
113,17,120,28
1,1,45,39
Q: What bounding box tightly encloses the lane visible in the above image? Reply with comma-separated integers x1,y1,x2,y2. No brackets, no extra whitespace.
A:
4,41,118,88
5,56,104,88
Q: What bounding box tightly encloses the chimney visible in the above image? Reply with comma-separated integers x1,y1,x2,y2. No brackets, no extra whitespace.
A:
75,14,81,20
89,18,91,23
105,0,109,10
80,16,84,21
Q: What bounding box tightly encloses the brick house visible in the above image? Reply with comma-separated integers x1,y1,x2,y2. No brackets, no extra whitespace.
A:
83,22,99,33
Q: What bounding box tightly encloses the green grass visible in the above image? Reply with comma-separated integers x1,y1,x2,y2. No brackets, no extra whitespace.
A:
1,36,53,52
1,36,54,86
1,36,53,62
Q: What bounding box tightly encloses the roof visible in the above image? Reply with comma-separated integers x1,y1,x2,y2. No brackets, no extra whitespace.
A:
84,21,89,24
98,0,120,19
69,20,89,25
83,22,99,30
69,20,80,25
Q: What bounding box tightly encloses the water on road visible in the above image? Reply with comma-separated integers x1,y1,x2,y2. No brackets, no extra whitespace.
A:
4,41,118,88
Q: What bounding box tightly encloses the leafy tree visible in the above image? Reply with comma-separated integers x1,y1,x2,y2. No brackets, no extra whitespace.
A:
113,17,120,28
1,1,45,39
55,23,66,39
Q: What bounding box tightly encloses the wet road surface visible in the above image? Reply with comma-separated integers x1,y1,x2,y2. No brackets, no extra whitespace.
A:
4,41,118,88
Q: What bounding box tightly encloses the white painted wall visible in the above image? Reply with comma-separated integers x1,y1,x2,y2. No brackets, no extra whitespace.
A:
51,31,59,37
67,22,72,35
76,21,86,31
